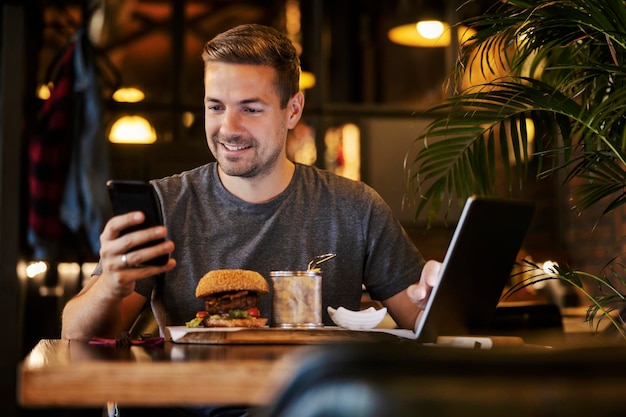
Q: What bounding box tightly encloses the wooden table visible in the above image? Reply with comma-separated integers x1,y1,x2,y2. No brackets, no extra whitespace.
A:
18,328,409,408
18,320,616,409
18,339,308,407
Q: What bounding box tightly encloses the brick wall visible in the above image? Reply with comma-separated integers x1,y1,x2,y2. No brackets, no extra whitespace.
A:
560,180,626,278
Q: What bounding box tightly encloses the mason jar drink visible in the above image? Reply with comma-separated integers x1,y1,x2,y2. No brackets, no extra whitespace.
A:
270,270,323,328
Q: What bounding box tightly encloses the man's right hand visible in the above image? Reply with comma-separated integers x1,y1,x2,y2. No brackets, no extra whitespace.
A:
61,211,176,340
98,211,177,298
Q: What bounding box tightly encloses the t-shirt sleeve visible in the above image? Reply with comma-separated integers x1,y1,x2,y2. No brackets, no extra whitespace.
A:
134,275,156,298
359,186,425,301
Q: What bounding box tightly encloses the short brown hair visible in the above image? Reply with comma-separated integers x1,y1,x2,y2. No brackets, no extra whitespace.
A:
202,24,300,108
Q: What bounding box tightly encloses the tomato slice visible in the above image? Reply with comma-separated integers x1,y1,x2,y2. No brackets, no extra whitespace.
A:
196,311,209,319
246,307,260,318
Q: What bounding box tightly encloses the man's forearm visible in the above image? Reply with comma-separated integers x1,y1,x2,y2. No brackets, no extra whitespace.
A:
61,276,125,340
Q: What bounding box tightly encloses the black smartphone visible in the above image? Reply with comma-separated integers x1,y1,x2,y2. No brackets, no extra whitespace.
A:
106,179,169,267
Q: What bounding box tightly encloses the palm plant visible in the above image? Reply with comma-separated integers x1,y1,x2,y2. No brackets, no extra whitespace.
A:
409,0,626,338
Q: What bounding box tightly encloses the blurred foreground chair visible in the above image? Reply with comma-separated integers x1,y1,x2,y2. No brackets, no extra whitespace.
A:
259,341,626,417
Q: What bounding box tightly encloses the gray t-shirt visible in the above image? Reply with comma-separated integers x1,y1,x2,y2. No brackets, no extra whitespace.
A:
133,162,424,331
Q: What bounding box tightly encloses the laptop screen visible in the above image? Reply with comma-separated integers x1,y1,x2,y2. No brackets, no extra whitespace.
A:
415,196,535,343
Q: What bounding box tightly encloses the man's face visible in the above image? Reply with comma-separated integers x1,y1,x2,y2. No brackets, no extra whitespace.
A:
203,62,301,179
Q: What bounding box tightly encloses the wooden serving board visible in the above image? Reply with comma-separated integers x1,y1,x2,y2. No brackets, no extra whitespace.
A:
166,326,415,345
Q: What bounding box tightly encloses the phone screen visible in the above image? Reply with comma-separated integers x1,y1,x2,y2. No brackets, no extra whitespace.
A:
106,180,169,266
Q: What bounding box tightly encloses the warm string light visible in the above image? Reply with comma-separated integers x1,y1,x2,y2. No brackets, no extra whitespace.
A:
109,115,157,144
108,86,157,144
417,20,445,39
299,70,316,90
112,87,145,103
388,22,475,48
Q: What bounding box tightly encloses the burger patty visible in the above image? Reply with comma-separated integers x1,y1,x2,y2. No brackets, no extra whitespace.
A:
204,290,260,314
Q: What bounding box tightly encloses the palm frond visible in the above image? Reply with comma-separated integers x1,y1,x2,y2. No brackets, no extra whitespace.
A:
410,0,626,225
570,154,626,213
504,259,626,338
411,79,583,223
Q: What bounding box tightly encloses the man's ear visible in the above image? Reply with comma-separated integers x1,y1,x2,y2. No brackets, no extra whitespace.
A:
286,92,305,129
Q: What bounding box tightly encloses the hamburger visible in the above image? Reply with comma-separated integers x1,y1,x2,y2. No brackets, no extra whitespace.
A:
187,269,269,328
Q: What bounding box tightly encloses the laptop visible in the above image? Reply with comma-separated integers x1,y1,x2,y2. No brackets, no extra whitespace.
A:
415,196,535,343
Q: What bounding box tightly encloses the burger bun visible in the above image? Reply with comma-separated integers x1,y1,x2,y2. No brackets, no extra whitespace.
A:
196,269,269,298
203,316,268,328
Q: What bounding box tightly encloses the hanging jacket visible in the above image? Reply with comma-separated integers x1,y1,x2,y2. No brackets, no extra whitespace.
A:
28,28,111,260
60,28,112,256
27,40,76,260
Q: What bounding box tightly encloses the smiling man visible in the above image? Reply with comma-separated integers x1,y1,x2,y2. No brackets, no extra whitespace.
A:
204,62,301,202
61,24,441,416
